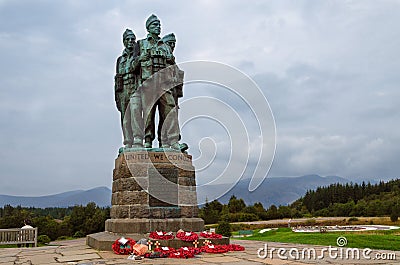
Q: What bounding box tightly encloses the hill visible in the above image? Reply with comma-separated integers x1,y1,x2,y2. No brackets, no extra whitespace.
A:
290,178,400,217
0,175,351,208
0,187,111,208
197,174,350,207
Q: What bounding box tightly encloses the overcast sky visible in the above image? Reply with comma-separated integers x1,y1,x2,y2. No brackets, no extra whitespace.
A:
0,0,399,196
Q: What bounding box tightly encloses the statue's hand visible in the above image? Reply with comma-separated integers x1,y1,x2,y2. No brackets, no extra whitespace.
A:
166,55,175,64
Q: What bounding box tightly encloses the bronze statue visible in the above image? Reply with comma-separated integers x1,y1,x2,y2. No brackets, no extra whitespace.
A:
114,15,187,152
114,29,143,148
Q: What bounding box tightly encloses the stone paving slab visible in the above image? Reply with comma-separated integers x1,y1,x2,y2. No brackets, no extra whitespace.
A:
97,251,126,260
58,249,99,256
20,255,59,265
0,257,16,263
1,238,399,264
201,256,243,263
248,257,299,264
56,253,101,262
141,258,207,264
0,249,20,257
57,246,93,253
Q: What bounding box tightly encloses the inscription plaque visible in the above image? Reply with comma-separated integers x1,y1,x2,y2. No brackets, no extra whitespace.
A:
148,167,178,207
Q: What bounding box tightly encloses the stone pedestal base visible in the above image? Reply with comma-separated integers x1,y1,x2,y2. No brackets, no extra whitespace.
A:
87,231,230,251
87,150,210,251
87,217,208,250
109,151,200,222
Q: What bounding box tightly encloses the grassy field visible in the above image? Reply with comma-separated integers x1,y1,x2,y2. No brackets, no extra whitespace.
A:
241,228,400,251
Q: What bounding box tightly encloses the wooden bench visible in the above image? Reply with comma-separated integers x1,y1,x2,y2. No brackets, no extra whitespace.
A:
0,228,38,247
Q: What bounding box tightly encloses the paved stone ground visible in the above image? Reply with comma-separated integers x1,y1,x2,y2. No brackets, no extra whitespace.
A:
0,238,398,265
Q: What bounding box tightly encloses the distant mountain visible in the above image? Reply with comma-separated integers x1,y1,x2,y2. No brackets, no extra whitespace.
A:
0,175,352,209
0,187,111,208
197,175,350,207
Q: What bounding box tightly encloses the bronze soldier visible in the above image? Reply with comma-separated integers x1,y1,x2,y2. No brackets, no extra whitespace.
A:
114,29,143,149
157,33,184,148
137,14,183,150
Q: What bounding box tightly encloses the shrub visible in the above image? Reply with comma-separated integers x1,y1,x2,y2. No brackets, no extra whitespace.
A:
237,213,259,222
216,221,232,237
391,205,400,222
56,236,70,241
390,212,399,222
305,218,316,225
230,223,251,231
38,235,51,245
73,230,85,238
224,213,259,223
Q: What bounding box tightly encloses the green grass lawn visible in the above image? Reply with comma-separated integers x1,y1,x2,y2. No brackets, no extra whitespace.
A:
242,228,400,251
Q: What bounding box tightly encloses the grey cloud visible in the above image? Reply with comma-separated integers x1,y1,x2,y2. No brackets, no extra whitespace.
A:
1,0,399,195
256,60,400,179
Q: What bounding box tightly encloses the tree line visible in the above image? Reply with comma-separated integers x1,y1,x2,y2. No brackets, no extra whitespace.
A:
0,202,110,241
294,179,400,219
200,178,400,224
199,195,299,224
2,178,399,239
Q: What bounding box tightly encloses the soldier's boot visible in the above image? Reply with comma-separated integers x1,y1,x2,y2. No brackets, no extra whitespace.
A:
179,143,189,152
123,139,132,149
132,138,143,148
170,142,188,152
144,137,152,148
160,140,170,149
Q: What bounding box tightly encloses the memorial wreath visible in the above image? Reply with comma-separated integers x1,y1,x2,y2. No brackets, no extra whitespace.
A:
149,231,175,240
200,231,223,239
112,237,136,255
176,231,199,242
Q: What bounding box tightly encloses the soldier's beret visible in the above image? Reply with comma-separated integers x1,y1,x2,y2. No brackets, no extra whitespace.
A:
162,33,176,43
123,29,135,40
146,14,160,29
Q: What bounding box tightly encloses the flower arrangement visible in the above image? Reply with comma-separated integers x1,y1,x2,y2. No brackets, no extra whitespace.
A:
176,231,199,242
112,232,245,258
201,244,245,253
149,231,175,240
111,237,136,255
200,231,223,239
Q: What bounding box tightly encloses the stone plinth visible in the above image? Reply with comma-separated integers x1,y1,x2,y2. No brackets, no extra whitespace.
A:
87,150,208,250
108,150,203,232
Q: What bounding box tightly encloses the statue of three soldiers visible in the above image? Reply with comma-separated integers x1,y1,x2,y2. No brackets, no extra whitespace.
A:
114,14,186,152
